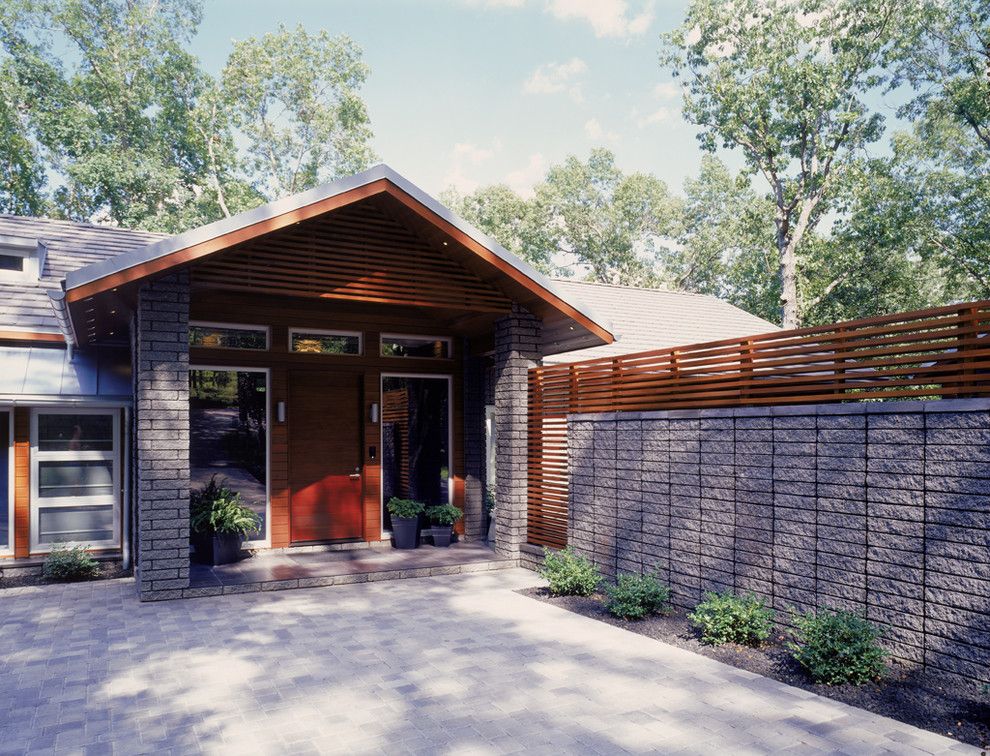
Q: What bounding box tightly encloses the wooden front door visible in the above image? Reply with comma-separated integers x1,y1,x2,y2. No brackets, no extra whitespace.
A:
289,371,364,542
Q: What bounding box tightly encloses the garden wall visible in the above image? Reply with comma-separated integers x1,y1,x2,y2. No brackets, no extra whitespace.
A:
566,399,990,684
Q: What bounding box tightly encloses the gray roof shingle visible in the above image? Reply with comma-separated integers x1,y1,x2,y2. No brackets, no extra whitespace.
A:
0,215,165,333
547,279,779,363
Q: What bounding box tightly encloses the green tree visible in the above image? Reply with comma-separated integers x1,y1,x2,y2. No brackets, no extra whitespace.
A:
662,0,904,327
222,24,375,199
446,149,682,286
0,57,46,214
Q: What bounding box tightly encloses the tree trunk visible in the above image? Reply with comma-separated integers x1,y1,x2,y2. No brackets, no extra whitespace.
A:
778,232,800,329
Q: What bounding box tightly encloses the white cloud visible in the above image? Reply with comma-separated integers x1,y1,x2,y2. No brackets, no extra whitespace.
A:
505,153,548,198
523,58,588,103
459,0,526,6
546,0,654,38
653,81,680,100
584,118,618,143
636,107,672,127
441,141,496,193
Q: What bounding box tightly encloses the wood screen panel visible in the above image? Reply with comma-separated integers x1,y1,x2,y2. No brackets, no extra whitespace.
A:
13,408,29,558
192,200,512,313
527,301,990,548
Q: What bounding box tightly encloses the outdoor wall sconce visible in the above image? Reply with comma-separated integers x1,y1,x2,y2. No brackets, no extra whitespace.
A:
370,402,380,424
277,401,286,423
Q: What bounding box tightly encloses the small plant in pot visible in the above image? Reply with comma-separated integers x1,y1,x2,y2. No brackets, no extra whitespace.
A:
387,497,425,549
190,476,261,565
425,504,464,547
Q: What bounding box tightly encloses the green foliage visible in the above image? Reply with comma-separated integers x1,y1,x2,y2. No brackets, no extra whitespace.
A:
386,497,425,520
42,543,101,581
688,591,774,646
539,547,601,597
787,607,888,685
425,504,463,526
603,571,672,620
222,24,375,198
190,476,261,536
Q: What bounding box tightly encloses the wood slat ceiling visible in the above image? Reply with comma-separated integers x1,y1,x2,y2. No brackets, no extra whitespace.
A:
192,197,513,313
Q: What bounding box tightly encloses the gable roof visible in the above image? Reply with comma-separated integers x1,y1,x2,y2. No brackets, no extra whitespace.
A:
0,214,164,337
545,280,779,363
62,164,615,351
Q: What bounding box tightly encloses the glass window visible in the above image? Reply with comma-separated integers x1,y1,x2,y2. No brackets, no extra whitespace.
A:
31,410,119,551
39,505,113,543
381,376,450,532
381,335,451,359
189,323,268,350
290,330,361,355
1,412,9,553
38,414,114,452
0,254,24,272
190,369,268,542
38,460,113,498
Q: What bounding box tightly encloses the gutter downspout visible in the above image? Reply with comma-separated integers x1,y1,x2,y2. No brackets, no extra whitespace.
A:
47,286,77,360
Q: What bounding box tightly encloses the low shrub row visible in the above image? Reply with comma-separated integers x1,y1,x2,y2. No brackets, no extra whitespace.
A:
538,548,887,686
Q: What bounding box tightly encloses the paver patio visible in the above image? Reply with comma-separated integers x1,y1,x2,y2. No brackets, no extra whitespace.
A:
0,568,976,755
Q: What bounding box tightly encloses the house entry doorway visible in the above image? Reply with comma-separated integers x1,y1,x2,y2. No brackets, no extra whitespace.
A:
289,371,363,543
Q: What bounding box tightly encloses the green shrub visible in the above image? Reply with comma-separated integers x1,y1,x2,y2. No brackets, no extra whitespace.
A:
688,591,775,646
425,504,464,526
386,497,425,519
539,547,601,596
42,544,101,581
787,607,888,685
190,476,261,536
603,571,672,620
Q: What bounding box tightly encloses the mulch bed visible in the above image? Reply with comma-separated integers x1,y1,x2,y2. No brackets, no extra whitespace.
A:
519,587,990,750
0,562,131,590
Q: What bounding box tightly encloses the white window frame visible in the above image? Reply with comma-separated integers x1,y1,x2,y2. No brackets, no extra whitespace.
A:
379,373,454,538
1,408,12,556
190,365,271,548
30,408,121,553
380,333,453,359
288,328,363,356
189,321,270,351
0,236,41,282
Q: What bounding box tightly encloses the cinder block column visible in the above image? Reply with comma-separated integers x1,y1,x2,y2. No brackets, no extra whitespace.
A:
493,304,541,558
134,271,190,601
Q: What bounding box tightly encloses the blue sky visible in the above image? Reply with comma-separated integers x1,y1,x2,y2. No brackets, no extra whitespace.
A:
191,0,704,197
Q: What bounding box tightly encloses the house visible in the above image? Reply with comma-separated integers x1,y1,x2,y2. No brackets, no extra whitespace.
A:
0,165,776,600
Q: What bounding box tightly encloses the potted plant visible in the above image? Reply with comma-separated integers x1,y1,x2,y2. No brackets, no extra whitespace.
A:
425,504,464,547
190,476,261,565
387,497,425,549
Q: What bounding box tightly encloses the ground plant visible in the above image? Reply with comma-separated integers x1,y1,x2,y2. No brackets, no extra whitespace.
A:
190,476,261,536
689,590,774,646
787,607,888,685
386,497,426,519
539,547,601,596
425,504,464,526
604,571,672,620
42,544,101,581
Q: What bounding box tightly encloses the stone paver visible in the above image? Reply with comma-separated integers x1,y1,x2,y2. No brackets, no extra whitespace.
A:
0,569,976,755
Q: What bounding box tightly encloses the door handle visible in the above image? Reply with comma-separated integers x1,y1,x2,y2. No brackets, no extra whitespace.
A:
349,470,361,480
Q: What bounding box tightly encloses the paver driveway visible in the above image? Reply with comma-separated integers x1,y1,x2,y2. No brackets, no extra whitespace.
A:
0,568,976,755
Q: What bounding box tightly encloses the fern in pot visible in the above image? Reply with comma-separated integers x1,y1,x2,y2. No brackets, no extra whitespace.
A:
425,504,464,547
190,476,261,565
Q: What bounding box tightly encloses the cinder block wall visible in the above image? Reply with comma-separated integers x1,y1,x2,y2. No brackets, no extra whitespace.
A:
568,400,990,684
134,271,191,601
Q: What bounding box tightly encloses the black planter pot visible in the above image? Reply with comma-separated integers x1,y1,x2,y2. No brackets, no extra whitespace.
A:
431,525,453,547
193,531,246,565
392,515,420,549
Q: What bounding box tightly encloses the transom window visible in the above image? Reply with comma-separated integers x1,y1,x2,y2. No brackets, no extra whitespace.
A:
289,329,362,355
31,410,120,551
189,322,268,350
381,334,451,359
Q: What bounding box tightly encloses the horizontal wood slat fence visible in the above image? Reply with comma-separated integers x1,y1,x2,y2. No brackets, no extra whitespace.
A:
527,301,990,548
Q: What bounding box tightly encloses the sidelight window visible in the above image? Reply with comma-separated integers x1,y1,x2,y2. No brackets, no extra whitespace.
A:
31,409,120,551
